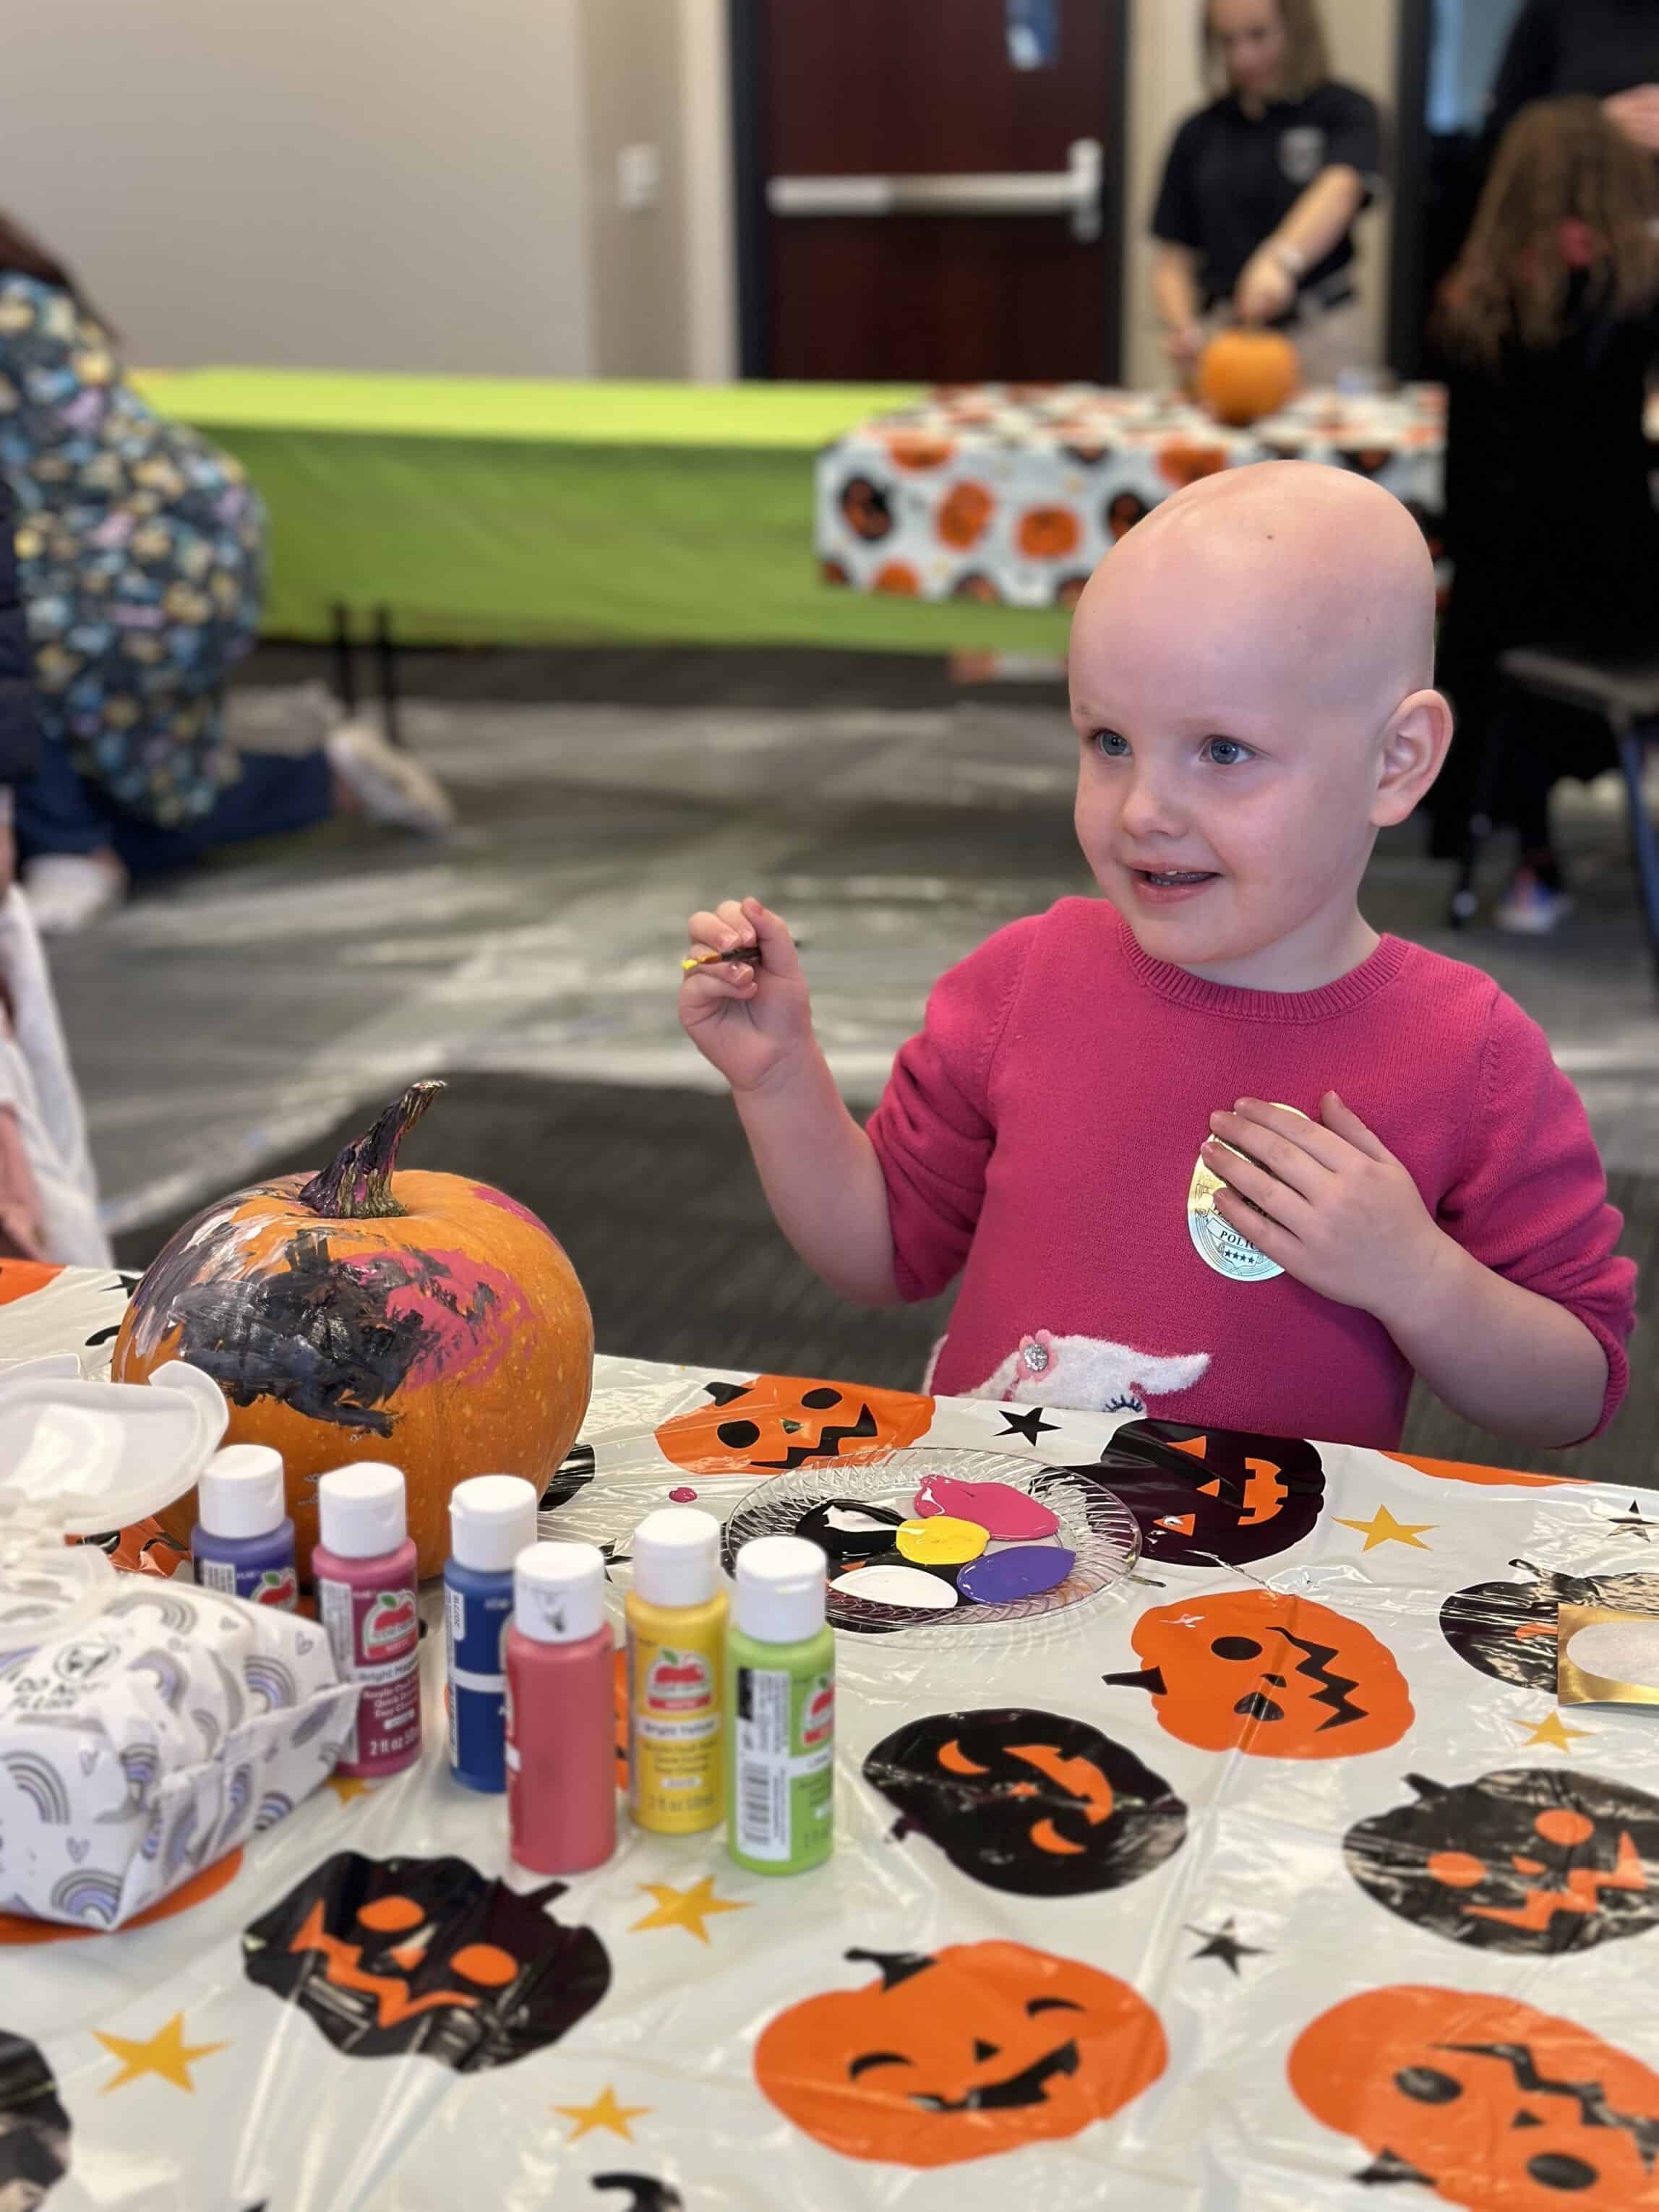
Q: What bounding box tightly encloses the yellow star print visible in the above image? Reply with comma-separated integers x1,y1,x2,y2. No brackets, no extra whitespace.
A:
629,1876,750,1945
554,2086,651,2142
1517,1712,1593,1753
1334,1505,1436,1553
326,1775,374,1804
95,2013,227,2093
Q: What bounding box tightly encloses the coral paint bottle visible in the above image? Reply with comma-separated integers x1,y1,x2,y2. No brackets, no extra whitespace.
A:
626,1506,726,1834
505,1543,615,1874
191,1444,297,1609
313,1463,422,1778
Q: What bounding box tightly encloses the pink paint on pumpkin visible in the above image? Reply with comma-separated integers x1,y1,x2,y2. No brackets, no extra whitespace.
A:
911,1474,1059,1540
377,1248,528,1390
474,1186,552,1233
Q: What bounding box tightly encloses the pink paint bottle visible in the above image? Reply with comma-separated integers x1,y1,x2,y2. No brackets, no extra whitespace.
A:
505,1541,615,1874
313,1462,422,1779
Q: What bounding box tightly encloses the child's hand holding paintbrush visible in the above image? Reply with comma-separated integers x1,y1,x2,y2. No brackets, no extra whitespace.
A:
679,896,817,1097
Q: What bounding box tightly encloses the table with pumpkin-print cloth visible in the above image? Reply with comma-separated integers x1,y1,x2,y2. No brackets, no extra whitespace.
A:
815,382,1448,612
6,1256,1659,2211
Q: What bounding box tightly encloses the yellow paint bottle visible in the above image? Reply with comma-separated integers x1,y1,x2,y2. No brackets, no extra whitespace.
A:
626,1507,727,1833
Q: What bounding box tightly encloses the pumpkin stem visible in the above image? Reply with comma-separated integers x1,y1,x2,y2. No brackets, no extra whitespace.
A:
297,1080,444,1219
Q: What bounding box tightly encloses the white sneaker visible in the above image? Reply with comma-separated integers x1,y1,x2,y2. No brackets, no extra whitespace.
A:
325,718,455,836
22,853,127,934
1494,867,1574,935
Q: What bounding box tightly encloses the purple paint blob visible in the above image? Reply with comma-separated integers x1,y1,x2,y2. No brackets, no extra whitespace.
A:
911,1475,1059,1541
957,1546,1076,1604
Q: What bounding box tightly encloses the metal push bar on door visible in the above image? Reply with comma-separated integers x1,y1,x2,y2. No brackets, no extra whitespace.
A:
766,137,1103,242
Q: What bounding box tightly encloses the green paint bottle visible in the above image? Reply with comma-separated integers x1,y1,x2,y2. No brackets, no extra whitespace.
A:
726,1535,834,1876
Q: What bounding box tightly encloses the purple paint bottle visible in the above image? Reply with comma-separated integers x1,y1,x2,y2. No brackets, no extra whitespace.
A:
313,1462,422,1778
191,1444,298,1610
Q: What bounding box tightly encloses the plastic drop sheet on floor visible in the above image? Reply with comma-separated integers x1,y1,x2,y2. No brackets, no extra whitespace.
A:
7,1272,1659,2211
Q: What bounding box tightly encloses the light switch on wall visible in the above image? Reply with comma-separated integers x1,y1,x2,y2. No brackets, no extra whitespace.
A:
617,143,662,214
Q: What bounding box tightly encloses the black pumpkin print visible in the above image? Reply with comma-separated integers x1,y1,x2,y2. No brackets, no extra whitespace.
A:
1346,1768,1659,1956
242,1851,610,2070
1088,1422,1324,1569
1440,1560,1659,1691
839,476,895,543
0,2030,70,2204
862,1707,1187,1897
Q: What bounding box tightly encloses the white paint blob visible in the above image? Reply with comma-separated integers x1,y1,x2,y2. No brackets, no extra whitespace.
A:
1566,1621,1659,1690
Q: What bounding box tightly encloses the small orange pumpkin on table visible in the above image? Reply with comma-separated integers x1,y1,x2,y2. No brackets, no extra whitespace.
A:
1197,328,1301,427
112,1080,593,1580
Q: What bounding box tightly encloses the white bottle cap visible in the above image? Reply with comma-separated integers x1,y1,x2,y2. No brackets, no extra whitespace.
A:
317,1463,407,1560
197,1444,286,1540
449,1475,539,1574
514,1541,606,1645
734,1535,827,1644
632,1506,721,1608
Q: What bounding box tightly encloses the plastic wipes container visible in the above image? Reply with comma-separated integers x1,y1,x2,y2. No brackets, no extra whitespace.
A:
0,1364,360,1929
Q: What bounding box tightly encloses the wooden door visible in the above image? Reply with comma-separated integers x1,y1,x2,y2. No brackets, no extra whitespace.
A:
734,0,1127,382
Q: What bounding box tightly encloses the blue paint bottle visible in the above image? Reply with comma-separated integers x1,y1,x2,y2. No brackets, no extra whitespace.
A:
445,1475,539,1792
191,1445,298,1610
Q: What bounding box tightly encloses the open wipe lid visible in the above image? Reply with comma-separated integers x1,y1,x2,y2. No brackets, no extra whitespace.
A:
0,1360,228,1535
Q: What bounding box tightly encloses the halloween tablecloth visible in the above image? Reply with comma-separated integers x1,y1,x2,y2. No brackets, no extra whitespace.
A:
8,1261,1659,2212
815,383,1448,610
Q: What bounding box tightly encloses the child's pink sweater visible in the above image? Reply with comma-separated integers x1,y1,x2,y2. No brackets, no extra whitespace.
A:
866,899,1635,1449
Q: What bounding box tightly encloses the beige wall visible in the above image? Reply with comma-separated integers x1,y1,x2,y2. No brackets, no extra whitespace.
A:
580,0,690,377
1125,0,1400,389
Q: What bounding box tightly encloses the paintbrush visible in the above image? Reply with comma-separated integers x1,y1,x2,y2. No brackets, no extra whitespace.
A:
682,943,766,974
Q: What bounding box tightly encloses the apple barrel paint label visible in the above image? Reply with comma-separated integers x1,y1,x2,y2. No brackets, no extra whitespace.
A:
629,1639,720,1827
194,1557,299,1611
317,1579,421,1769
734,1667,834,1866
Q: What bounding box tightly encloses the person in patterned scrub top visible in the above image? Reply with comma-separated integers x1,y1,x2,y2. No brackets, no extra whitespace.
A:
0,214,450,931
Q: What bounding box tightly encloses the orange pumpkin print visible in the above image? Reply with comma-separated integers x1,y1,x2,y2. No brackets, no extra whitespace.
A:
1157,441,1230,489
885,431,955,472
0,1849,244,1946
1016,506,1081,561
1291,1984,1659,2208
937,481,995,551
754,1941,1166,2167
950,573,1001,604
656,1375,933,1476
873,561,921,596
1105,1589,1413,1759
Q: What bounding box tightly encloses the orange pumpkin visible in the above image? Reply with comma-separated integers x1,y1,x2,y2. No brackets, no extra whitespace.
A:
873,560,921,596
113,1082,593,1579
1105,1589,1413,1759
937,481,995,551
1016,506,1082,561
1291,1984,1659,2207
1197,330,1300,427
755,1941,1165,2166
656,1374,932,1476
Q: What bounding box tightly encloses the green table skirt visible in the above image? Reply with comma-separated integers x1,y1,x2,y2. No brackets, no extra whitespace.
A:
130,372,1073,655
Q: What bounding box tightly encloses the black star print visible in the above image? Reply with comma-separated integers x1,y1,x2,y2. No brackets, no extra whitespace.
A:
1186,1919,1267,1976
1606,1499,1655,1541
998,1407,1061,1446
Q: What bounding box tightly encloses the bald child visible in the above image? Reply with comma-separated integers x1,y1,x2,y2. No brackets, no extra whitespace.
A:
680,465,1634,1451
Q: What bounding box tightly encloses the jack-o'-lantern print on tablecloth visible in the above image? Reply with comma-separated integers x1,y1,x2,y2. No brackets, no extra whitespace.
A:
1441,1561,1659,1691
1291,1984,1659,2208
862,1707,1186,1898
1105,1590,1414,1759
1092,1421,1325,1569
0,2030,72,2205
242,1851,610,2070
754,1941,1166,2168
1345,1768,1659,1956
654,1376,933,1477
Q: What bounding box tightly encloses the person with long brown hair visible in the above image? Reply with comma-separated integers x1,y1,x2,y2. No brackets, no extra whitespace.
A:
1429,97,1659,930
1152,0,1386,385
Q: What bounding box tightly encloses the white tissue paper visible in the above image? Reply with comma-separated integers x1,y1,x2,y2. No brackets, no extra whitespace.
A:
0,1364,360,1927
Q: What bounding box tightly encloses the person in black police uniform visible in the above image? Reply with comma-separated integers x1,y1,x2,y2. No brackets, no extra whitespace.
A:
1488,0,1659,154
1152,0,1386,387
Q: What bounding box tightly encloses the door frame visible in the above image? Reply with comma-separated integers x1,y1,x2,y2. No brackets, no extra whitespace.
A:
1386,0,1434,377
729,0,1130,382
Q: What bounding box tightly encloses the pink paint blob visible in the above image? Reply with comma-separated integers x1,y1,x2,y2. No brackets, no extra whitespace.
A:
669,1487,698,1503
378,1248,526,1390
473,1186,551,1232
911,1475,1060,1541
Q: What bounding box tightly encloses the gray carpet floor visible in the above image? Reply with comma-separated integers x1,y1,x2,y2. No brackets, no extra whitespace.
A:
55,644,1655,1485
